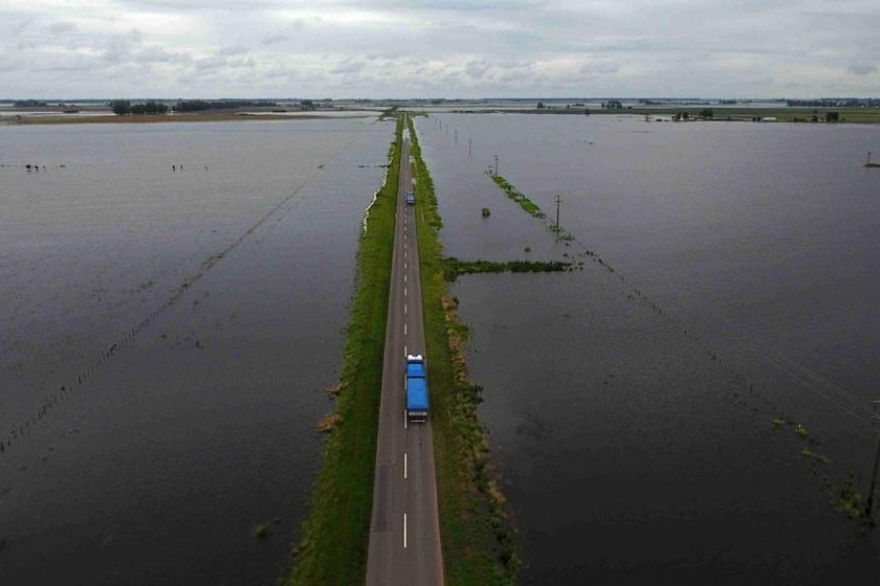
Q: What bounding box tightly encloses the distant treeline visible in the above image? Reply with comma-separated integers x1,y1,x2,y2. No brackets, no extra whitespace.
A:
786,98,880,108
174,99,279,112
110,99,280,115
13,100,49,107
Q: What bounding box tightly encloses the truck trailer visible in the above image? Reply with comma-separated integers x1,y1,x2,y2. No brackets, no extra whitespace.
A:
405,354,429,423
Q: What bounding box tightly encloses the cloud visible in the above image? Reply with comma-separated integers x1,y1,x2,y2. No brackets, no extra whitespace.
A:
848,64,878,76
580,61,620,75
2,0,880,97
218,45,249,56
464,59,490,80
49,21,77,35
260,34,289,46
330,59,367,74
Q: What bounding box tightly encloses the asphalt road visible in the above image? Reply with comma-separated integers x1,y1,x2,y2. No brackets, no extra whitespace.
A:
365,120,445,585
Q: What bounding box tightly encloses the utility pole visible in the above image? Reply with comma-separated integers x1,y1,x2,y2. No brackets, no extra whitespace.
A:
554,194,562,230
468,139,472,157
494,154,499,176
454,129,458,144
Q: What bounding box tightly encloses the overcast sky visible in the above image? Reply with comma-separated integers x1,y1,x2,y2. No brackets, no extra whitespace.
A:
2,0,879,99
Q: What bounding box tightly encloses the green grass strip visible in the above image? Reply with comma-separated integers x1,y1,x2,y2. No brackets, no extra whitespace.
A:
410,117,521,585
444,257,572,281
488,172,545,218
285,116,403,586
486,172,578,243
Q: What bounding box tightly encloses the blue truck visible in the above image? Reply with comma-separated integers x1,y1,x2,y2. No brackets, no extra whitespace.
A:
405,354,429,423
406,192,415,206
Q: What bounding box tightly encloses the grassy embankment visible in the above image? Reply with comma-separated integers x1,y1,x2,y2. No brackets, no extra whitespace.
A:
408,118,522,584
285,116,402,585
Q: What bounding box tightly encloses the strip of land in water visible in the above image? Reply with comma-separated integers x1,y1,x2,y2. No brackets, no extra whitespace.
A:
6,112,371,125
286,118,401,586
287,114,519,585
444,106,880,124
408,116,521,584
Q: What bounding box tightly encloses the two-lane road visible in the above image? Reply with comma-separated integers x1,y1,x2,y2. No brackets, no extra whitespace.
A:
366,120,444,585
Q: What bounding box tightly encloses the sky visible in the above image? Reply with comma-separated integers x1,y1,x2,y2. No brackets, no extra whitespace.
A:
1,0,879,99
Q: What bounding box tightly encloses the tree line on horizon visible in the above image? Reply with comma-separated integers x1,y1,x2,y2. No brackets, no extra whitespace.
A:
110,99,283,115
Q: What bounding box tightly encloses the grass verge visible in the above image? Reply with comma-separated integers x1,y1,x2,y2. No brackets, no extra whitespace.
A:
284,116,402,585
410,117,521,585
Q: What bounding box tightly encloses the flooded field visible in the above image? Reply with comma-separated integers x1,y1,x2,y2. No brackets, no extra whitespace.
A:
0,118,394,584
415,113,880,584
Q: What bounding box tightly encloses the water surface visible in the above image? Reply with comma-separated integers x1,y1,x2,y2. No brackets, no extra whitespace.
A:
0,118,394,584
416,113,880,584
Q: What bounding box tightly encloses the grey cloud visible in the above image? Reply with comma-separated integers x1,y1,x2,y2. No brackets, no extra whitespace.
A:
464,59,490,79
103,30,144,64
118,0,289,11
580,62,620,75
4,0,880,98
219,45,249,56
331,60,368,74
848,64,878,76
260,34,289,46
49,21,77,35
12,17,36,36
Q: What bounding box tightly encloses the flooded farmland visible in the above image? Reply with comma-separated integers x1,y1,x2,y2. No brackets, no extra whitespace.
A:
415,113,880,584
0,118,394,584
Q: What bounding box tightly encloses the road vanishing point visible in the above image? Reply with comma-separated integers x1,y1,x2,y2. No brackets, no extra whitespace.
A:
366,117,445,585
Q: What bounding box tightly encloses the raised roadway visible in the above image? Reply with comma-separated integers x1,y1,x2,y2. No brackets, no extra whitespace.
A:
366,116,445,585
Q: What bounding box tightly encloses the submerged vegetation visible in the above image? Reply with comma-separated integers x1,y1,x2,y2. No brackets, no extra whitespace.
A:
443,257,573,281
488,172,545,218
486,172,580,244
772,415,878,527
286,117,402,585
410,118,521,584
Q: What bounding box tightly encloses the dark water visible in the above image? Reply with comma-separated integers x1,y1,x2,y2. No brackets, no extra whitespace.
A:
0,118,394,584
416,114,880,584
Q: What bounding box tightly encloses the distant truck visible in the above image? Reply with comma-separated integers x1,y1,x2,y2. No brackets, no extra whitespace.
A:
406,192,415,206
405,354,429,423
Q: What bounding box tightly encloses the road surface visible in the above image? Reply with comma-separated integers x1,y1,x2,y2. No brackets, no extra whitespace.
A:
366,119,445,585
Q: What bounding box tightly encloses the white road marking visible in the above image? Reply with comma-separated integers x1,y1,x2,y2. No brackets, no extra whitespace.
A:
404,514,408,549
404,274,407,283
404,262,407,270
404,452,408,479
404,304,408,315
404,323,408,336
404,287,408,297
404,409,407,430
404,345,407,355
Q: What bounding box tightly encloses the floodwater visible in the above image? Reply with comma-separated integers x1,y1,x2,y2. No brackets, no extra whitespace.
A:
0,118,394,584
415,113,880,584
